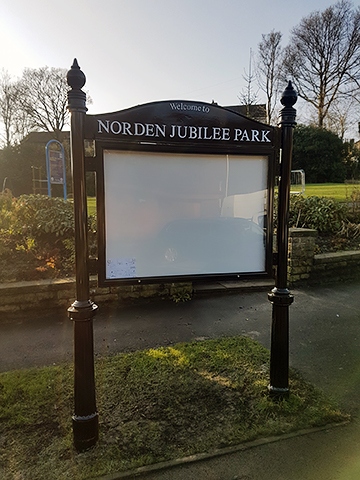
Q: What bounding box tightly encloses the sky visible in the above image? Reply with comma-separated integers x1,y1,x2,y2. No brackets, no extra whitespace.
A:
1,0,359,119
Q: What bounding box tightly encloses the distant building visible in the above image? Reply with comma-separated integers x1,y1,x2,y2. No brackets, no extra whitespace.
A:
23,131,70,145
224,104,267,124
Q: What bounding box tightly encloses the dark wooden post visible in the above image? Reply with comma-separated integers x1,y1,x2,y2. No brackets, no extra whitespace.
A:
67,59,99,451
268,81,297,398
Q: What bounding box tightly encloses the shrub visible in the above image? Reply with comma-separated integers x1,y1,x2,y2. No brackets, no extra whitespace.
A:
10,194,74,239
0,191,13,259
0,194,97,281
339,221,360,239
288,195,348,234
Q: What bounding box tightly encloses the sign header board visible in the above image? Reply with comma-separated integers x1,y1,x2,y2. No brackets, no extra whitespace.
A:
85,100,276,150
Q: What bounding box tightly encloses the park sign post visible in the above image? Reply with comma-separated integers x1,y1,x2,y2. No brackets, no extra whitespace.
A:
268,82,298,398
67,60,98,452
66,59,296,450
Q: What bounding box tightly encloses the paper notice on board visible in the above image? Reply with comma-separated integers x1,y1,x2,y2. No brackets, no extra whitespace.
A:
106,258,136,278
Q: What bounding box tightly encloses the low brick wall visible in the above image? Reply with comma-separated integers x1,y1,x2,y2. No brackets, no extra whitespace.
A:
0,278,75,313
288,228,317,283
311,250,360,283
288,227,360,285
0,277,192,313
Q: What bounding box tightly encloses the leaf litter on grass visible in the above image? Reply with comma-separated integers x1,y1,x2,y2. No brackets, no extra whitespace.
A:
0,336,348,480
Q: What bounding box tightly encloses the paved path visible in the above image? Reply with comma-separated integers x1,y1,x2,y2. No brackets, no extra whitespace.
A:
1,281,360,479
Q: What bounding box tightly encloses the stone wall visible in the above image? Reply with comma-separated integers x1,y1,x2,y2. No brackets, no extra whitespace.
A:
0,278,192,313
288,227,360,285
288,228,317,283
311,251,360,283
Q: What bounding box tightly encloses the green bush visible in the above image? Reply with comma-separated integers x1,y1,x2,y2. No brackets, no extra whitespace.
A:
288,195,348,234
0,194,97,282
0,190,14,258
10,194,74,238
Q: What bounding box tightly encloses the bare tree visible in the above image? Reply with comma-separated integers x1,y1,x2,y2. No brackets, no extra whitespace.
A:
324,97,357,140
283,0,360,128
256,30,283,125
0,71,22,146
17,66,70,137
238,49,260,118
0,66,92,147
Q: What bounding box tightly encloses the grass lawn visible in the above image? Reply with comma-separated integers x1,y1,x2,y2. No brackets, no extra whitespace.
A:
0,336,347,480
87,197,96,216
302,183,360,201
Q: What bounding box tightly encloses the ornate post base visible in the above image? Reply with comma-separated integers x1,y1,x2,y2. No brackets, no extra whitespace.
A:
72,414,99,452
268,287,294,399
68,300,99,452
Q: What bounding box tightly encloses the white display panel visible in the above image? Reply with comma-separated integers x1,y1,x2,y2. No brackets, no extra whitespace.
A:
103,150,268,279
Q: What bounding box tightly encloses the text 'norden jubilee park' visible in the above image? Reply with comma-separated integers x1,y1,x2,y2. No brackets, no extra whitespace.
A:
97,120,272,143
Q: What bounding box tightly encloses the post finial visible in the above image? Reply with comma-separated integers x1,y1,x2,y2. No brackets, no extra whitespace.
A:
280,81,298,108
67,59,86,90
278,81,297,127
67,59,87,113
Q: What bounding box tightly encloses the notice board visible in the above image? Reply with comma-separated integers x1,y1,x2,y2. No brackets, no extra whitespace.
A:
84,100,278,285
